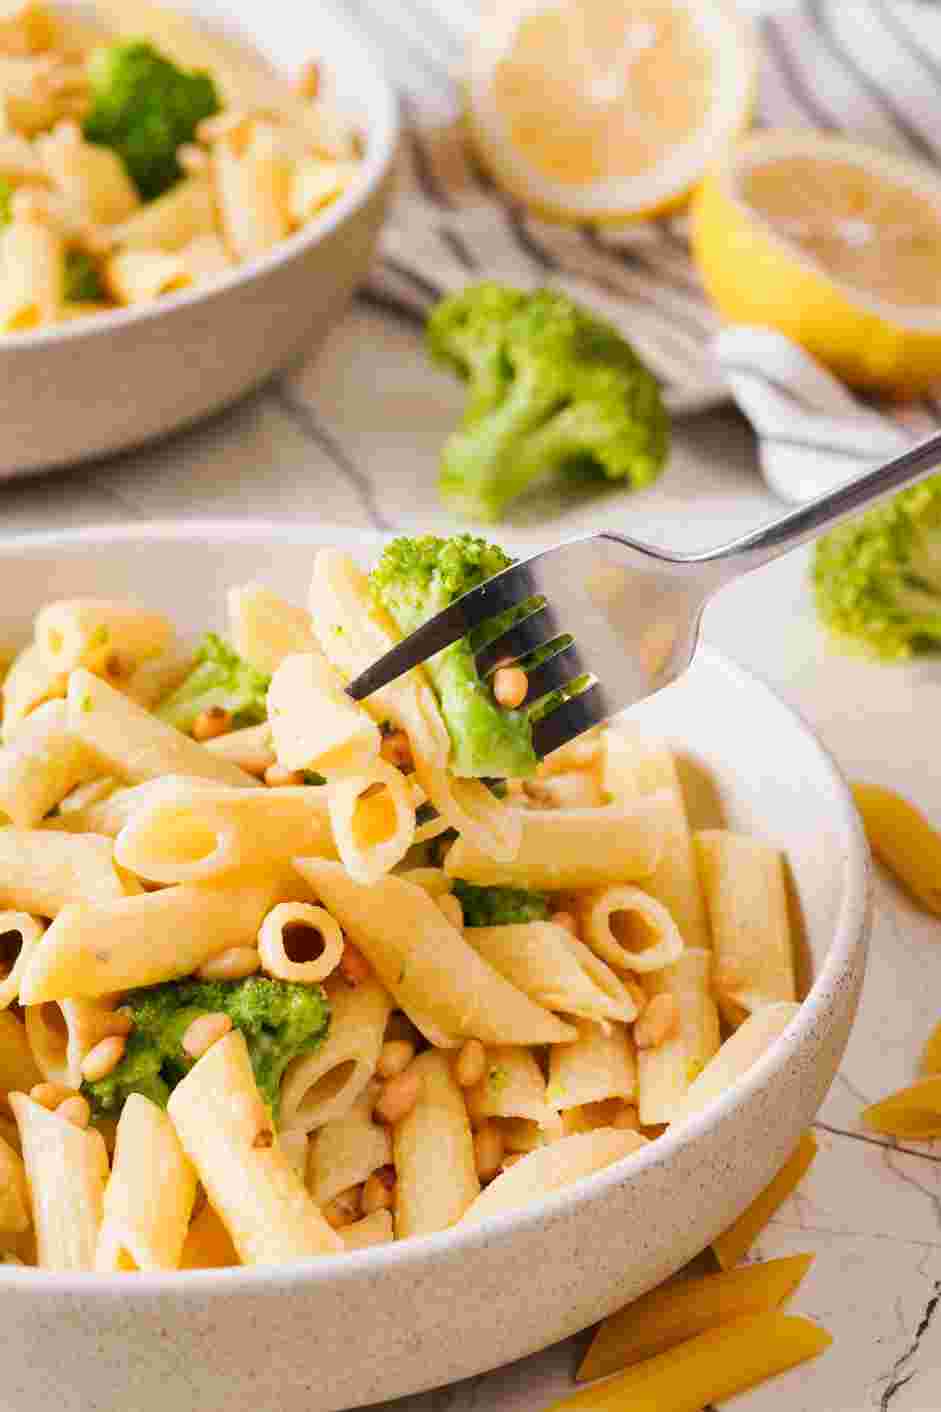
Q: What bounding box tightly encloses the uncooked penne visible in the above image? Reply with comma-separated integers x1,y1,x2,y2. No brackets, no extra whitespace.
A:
547,1021,637,1112
280,975,391,1133
852,783,941,917
467,1046,561,1132
167,1030,343,1264
0,699,98,828
467,922,638,1026
296,861,576,1048
306,1085,391,1207
0,911,44,1009
394,1049,479,1239
712,1133,818,1270
268,651,379,778
669,1004,801,1127
227,583,318,675
0,827,128,914
461,1128,647,1226
577,884,684,975
96,1094,197,1272
694,831,796,1026
10,1093,109,1271
35,598,171,677
636,948,720,1127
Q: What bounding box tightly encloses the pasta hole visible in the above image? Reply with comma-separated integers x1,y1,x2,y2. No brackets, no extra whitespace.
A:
352,786,397,849
300,1061,357,1111
282,922,325,966
610,909,660,958
143,806,219,866
0,930,22,979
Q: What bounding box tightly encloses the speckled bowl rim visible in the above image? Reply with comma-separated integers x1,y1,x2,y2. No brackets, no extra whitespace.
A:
0,6,399,351
0,520,872,1299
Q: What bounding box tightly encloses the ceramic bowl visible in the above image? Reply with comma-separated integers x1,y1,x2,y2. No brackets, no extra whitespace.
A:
0,2,397,480
0,522,871,1412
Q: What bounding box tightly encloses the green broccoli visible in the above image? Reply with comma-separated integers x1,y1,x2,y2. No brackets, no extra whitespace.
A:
63,250,106,304
452,879,550,927
156,633,270,733
426,283,669,522
371,534,548,778
83,41,220,201
0,178,11,227
83,976,330,1122
813,474,941,659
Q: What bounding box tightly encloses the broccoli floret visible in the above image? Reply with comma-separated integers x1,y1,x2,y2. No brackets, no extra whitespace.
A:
83,976,330,1122
370,534,543,778
83,41,220,200
452,879,550,927
63,250,105,303
156,633,270,732
813,475,941,659
0,178,11,227
426,283,669,522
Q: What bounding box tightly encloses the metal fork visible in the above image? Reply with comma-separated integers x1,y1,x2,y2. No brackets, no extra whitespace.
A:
347,432,941,757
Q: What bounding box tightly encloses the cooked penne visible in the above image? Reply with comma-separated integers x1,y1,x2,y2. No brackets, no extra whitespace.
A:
280,975,391,1133
444,799,669,892
96,1094,197,1272
467,1046,561,1132
577,884,684,975
0,910,44,1008
178,231,232,281
10,1092,109,1271
35,598,171,678
113,174,217,252
212,122,291,260
0,210,63,330
37,123,139,224
104,248,192,304
258,902,343,986
296,862,576,1048
0,1009,42,1095
1,641,65,741
167,1030,343,1264
467,922,639,1026
669,1004,801,1126
115,777,333,884
461,1128,647,1225
204,722,275,776
25,994,129,1088
341,1208,394,1250
636,948,720,1127
42,779,161,838
0,1132,29,1234
0,827,128,913
268,651,379,778
0,699,98,828
227,583,318,675
290,157,357,223
547,1020,637,1112
306,1085,391,1207
713,1133,818,1269
695,831,796,1026
19,870,288,1002
394,1049,479,1239
65,668,259,788
180,1199,239,1269
326,760,415,884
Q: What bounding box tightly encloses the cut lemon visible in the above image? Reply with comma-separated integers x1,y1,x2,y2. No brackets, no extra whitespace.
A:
691,129,941,395
466,0,756,224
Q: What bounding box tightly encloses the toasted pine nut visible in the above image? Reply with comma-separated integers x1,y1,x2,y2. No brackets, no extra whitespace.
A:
192,706,233,742
102,1009,134,1038
492,666,528,709
550,911,577,935
376,1039,415,1080
361,1169,395,1214
374,1067,421,1125
252,1128,274,1150
29,1081,74,1111
264,762,305,788
182,1012,233,1060
633,993,680,1050
611,1104,641,1131
196,946,260,982
436,893,463,931
104,652,134,680
339,943,371,987
81,1035,126,1083
379,729,412,771
322,1184,362,1229
474,1122,505,1183
56,1095,90,1129
453,1038,486,1089
297,60,320,99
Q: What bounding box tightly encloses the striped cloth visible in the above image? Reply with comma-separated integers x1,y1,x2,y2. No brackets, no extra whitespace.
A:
324,0,941,500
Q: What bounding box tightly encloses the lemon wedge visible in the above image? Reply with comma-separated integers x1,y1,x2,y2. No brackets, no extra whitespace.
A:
466,0,756,224
691,129,941,395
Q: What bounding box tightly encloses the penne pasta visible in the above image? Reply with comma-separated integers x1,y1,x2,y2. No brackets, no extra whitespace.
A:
268,651,379,778
0,827,128,913
461,1128,647,1226
296,861,576,1048
547,1020,637,1111
326,759,415,884
35,598,171,678
636,948,720,1127
10,1092,109,1271
179,1200,239,1269
0,910,44,1009
0,1009,42,1095
212,122,292,260
167,1030,343,1264
712,1133,818,1269
0,1132,30,1233
113,174,217,252
258,902,343,986
467,922,639,1026
42,779,161,838
280,974,391,1133
0,210,63,330
341,1208,394,1250
227,583,318,675
668,1004,801,1127
96,1093,197,1271
178,231,232,281
104,248,192,304
204,722,275,777
306,1085,391,1207
290,156,357,223
921,1020,941,1077
1,641,65,742
577,884,684,975
65,668,259,788
851,782,941,917
25,994,129,1088
393,1049,479,1239
0,698,98,828
467,1046,561,1132
36,124,139,224
694,831,796,1026
861,1077,941,1140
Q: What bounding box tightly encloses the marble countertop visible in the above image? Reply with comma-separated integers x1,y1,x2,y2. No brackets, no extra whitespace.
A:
3,298,940,1412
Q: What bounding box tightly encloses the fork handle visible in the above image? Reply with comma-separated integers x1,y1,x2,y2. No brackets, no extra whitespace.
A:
694,429,941,584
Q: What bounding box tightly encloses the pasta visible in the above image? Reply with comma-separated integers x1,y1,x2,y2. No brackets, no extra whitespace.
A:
10,1092,109,1270
668,1004,801,1126
851,782,941,917
636,948,720,1126
0,910,45,1009
96,1093,196,1271
0,1132,30,1234
280,975,391,1134
394,1049,479,1239
712,1133,818,1270
467,1046,561,1133
547,1021,637,1113
0,699,98,828
577,884,684,975
0,827,129,913
306,1085,391,1207
461,1129,647,1225
258,902,343,987
466,922,638,1026
268,651,379,779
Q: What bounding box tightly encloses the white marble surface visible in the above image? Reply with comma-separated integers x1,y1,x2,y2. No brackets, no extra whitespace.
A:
3,297,941,1411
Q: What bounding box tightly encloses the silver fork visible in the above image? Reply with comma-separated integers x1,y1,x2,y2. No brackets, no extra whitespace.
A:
347,432,941,757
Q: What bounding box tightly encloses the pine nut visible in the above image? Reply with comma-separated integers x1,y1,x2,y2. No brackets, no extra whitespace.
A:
322,1184,362,1229
473,1122,505,1183
104,652,134,680
550,911,577,935
374,1068,421,1125
81,1035,126,1083
56,1095,90,1129
182,1012,233,1060
492,666,528,709
339,943,372,986
252,1128,274,1150
29,1081,74,1110
436,893,463,931
453,1039,486,1089
379,730,412,771
192,706,233,742
103,1009,134,1037
376,1039,415,1080
611,1104,641,1131
264,763,304,788
361,1169,395,1215
196,947,260,982
633,993,680,1050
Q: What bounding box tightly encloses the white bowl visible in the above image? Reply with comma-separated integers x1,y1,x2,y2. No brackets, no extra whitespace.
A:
0,522,870,1412
0,3,397,480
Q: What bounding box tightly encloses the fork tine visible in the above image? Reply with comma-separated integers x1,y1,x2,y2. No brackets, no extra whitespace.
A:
345,559,540,701
521,641,581,704
476,605,564,677
530,682,608,759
